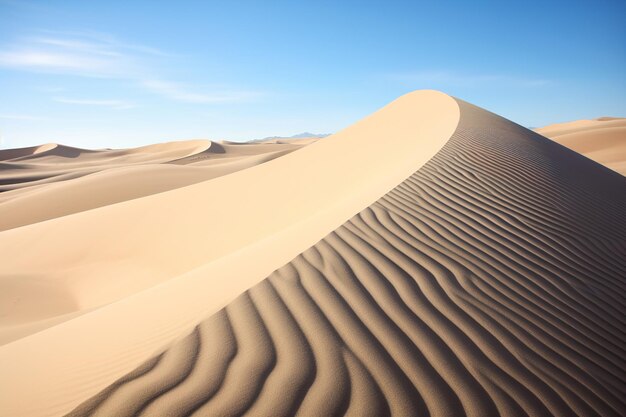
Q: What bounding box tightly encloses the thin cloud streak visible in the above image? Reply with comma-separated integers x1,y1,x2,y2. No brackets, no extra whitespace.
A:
0,113,48,121
53,97,136,109
0,32,260,102
0,50,123,76
141,80,261,103
36,29,171,57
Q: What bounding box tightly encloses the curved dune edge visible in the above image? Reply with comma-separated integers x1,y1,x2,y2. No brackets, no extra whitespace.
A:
66,99,626,417
0,90,460,416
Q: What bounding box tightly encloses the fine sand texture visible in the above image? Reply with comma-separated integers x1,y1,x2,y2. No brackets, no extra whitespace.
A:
536,117,626,176
1,91,625,417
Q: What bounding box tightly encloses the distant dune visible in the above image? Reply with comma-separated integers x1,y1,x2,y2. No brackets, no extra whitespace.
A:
0,139,309,232
0,91,624,417
536,117,626,175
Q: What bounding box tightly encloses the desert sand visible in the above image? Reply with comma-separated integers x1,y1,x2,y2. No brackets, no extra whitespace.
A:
536,117,626,175
0,139,314,232
0,91,624,417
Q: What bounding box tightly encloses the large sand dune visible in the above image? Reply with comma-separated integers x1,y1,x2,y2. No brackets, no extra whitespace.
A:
0,91,624,417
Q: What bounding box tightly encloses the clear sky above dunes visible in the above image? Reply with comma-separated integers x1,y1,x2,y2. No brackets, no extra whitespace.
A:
0,0,624,149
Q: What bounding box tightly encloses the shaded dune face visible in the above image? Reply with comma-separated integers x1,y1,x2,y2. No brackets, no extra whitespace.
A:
68,100,626,417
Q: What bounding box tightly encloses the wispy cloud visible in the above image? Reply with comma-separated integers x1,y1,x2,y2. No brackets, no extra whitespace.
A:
0,113,48,121
53,97,135,110
0,32,145,77
141,79,261,103
36,85,66,93
0,50,124,77
389,70,551,88
36,30,171,57
0,31,260,103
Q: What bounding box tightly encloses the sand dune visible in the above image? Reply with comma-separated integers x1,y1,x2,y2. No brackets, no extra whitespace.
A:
0,140,310,232
0,91,624,417
0,140,213,194
536,117,626,175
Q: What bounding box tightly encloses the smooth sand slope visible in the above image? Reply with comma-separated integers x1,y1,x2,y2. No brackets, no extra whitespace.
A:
536,117,626,176
1,91,625,417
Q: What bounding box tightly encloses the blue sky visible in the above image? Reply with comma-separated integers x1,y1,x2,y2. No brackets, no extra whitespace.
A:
1,0,625,149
